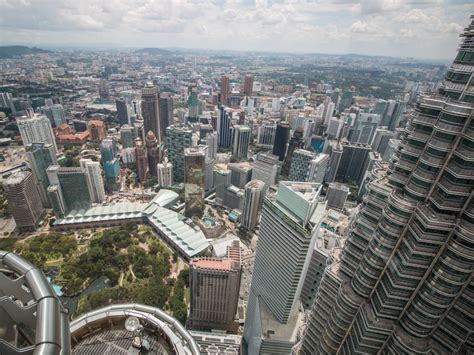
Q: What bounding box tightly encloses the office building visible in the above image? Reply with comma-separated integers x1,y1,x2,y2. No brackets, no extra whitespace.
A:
323,101,335,124
17,114,57,150
326,117,344,139
146,131,160,177
252,153,281,191
214,165,231,204
116,98,130,126
159,93,173,142
243,182,324,354
184,147,205,217
338,89,353,112
383,138,401,162
188,241,242,331
281,128,305,177
217,106,232,148
80,159,106,203
166,125,194,183
47,166,91,214
371,126,395,156
335,142,371,185
326,182,350,210
232,125,251,159
301,19,474,355
121,147,135,167
98,79,109,99
104,158,120,192
221,75,230,105
223,185,244,210
25,143,57,207
243,74,254,96
272,121,290,161
204,131,218,160
288,149,316,181
50,104,66,127
120,125,135,148
135,137,147,182
157,155,173,187
141,83,161,144
3,171,44,232
308,153,329,183
241,179,265,230
229,162,252,189
325,142,343,183
87,120,106,142
349,112,382,144
187,85,199,121
257,122,276,148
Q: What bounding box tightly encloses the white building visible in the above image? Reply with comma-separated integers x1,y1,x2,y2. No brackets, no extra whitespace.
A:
80,159,106,203
241,179,265,230
308,153,330,184
252,153,281,191
204,131,218,160
232,125,251,159
257,122,276,147
17,114,57,150
157,156,173,187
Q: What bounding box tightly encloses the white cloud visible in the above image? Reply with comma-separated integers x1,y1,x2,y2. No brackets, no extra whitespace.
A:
0,0,472,59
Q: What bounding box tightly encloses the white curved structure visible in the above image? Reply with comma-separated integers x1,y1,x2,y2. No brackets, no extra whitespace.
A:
70,303,199,355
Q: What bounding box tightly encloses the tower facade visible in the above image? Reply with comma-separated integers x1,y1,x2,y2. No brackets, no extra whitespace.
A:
146,131,160,177
232,125,251,159
243,74,254,96
135,137,148,183
141,83,161,144
301,19,474,355
159,92,173,142
217,106,232,148
80,159,106,203
272,121,290,161
166,125,194,183
3,171,44,233
244,182,323,354
221,75,230,105
184,147,206,217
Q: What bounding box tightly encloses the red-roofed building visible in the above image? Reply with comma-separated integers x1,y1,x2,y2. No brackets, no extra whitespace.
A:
57,130,89,146
188,241,242,331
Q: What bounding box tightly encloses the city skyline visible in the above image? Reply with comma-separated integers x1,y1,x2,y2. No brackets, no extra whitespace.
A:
0,0,473,60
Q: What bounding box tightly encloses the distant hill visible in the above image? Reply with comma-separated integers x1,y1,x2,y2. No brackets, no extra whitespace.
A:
134,48,173,56
0,46,52,58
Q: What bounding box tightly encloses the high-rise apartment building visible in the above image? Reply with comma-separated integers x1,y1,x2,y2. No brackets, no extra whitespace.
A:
188,241,242,331
221,76,230,105
184,147,206,217
141,83,161,144
25,142,57,207
301,19,474,355
17,115,57,150
166,125,194,183
241,179,265,230
80,159,106,203
232,125,251,159
3,171,44,232
243,182,324,354
272,121,290,161
243,74,254,96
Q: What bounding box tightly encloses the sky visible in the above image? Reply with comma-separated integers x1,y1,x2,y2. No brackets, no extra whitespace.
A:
0,0,473,60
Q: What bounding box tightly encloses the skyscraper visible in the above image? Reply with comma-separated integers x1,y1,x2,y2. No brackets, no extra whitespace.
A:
120,125,135,148
141,83,161,144
252,153,281,191
146,131,160,177
25,142,57,207
288,149,317,182
204,131,218,160
187,86,199,122
232,125,251,159
272,121,290,161
349,112,382,145
301,19,474,355
188,241,242,331
80,159,106,203
50,104,67,127
159,92,173,142
221,75,230,105
243,182,324,353
17,115,57,150
338,89,353,112
3,171,44,233
184,147,205,217
241,179,265,231
217,106,232,148
257,122,277,148
281,128,304,176
325,142,343,183
335,142,372,185
308,153,329,184
135,137,147,183
166,125,194,183
116,98,130,126
243,74,254,96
